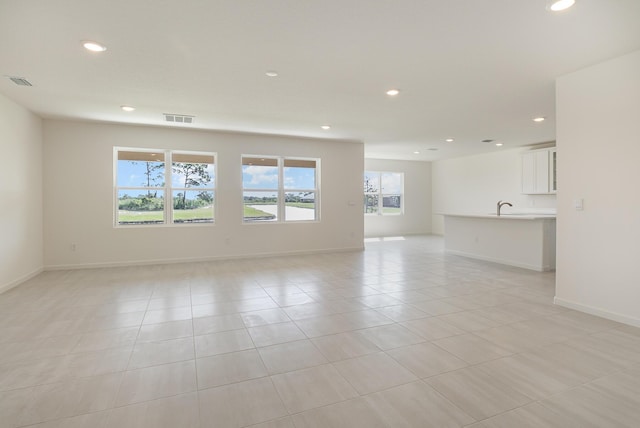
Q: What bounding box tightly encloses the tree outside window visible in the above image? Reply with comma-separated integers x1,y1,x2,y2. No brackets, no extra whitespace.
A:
364,171,403,215
171,153,215,223
115,148,215,226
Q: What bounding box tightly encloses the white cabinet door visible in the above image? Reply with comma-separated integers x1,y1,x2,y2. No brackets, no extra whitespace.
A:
534,150,550,193
522,149,553,194
522,152,536,194
549,149,557,193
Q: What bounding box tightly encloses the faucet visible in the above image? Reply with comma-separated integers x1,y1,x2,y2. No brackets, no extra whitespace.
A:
497,200,512,216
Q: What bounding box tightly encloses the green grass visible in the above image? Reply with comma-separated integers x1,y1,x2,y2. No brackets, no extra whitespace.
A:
174,207,214,221
118,210,164,223
285,202,315,209
119,206,214,224
243,206,275,219
118,204,308,224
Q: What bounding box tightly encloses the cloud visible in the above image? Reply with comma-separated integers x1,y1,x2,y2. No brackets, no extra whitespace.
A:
381,173,402,193
244,165,278,186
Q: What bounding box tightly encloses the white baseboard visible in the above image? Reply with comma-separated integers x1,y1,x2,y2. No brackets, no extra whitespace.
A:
554,297,640,328
0,267,44,294
445,249,553,272
44,245,365,271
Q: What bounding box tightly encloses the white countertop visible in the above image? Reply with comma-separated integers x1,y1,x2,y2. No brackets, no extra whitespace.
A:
441,213,556,220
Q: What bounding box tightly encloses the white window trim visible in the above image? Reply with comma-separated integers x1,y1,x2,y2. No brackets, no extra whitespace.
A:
114,147,216,227
242,155,321,224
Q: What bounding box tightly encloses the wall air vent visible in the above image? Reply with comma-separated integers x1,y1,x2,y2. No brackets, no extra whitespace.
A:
7,76,33,86
163,113,194,124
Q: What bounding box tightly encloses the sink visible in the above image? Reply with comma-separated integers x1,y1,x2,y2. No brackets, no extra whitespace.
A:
488,213,556,217
488,213,532,216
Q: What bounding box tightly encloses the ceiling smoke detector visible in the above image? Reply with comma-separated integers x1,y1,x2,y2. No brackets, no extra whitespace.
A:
163,113,194,124
7,76,33,86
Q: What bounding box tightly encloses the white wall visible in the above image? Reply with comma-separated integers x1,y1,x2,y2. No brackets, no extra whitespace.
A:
0,93,43,292
555,50,640,327
364,159,431,237
431,148,557,235
43,120,364,268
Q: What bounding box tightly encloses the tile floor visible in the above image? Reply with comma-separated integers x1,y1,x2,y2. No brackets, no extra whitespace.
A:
1,235,640,427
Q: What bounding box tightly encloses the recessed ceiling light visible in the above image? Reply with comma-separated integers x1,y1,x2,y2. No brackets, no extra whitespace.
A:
547,0,576,11
413,151,420,154
386,89,400,96
121,105,135,112
533,116,546,122
321,125,331,130
265,71,278,77
82,41,107,52
445,138,454,142
495,143,504,147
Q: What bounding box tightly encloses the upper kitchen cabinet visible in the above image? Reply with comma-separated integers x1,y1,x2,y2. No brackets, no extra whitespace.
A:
522,148,556,194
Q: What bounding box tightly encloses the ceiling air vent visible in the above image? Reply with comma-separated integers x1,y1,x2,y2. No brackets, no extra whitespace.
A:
7,76,33,86
163,113,194,124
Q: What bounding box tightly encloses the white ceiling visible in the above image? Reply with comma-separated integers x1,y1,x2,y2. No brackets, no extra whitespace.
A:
1,0,639,160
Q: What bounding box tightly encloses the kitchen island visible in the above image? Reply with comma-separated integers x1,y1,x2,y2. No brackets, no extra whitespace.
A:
442,213,556,272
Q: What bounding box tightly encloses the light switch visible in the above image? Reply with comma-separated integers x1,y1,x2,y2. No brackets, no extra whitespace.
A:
574,198,584,211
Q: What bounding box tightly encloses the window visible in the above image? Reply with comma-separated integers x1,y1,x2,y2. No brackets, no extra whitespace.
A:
115,148,215,226
364,171,403,215
242,156,319,222
116,150,166,224
171,152,215,224
242,157,279,222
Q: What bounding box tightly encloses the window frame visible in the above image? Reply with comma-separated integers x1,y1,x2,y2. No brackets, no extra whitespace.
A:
364,171,404,216
242,155,320,224
114,147,216,227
